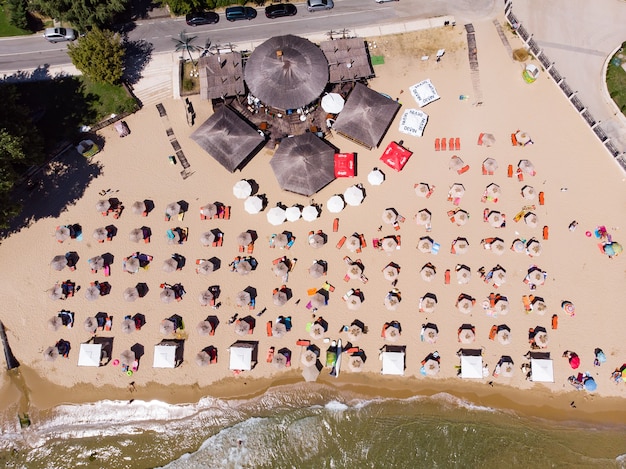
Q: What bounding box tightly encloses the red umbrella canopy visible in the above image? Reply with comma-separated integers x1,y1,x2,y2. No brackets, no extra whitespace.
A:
569,353,580,369
380,141,412,172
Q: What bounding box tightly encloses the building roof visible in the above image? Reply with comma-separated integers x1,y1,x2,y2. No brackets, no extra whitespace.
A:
198,52,245,100
319,38,375,83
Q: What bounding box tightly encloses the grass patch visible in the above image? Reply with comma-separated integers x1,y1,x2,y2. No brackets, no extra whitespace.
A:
80,77,139,120
181,61,200,95
606,42,626,116
0,3,31,36
371,55,385,66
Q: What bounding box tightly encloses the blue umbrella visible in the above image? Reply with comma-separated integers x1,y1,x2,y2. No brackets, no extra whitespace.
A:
583,377,597,392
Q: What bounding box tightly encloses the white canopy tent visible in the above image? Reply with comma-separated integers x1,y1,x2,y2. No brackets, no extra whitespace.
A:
530,358,554,382
77,343,102,367
381,350,405,376
409,79,440,107
399,109,429,137
229,343,256,371
460,354,483,379
153,344,177,368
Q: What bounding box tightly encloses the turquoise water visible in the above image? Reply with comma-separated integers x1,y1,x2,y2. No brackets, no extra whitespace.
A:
1,384,624,468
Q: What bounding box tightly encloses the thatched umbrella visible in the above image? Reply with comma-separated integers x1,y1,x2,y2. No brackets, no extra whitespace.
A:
160,319,176,335
348,355,364,372
120,349,135,366
197,320,213,335
309,262,325,278
196,351,211,367
236,291,251,307
160,288,175,303
165,202,181,217
47,316,63,331
162,258,178,273
129,228,143,243
125,257,140,273
272,352,288,369
273,233,289,248
414,182,431,197
88,256,105,271
95,199,111,213
131,200,146,215
55,226,71,242
273,290,289,306
310,292,327,308
124,287,139,302
50,255,68,271
200,231,215,246
197,259,216,275
121,318,136,334
84,317,97,333
301,349,317,367
48,284,64,300
43,346,60,361
236,260,252,275
382,264,399,282
235,320,251,336
424,359,440,376
200,203,218,218
85,285,100,301
237,232,253,247
273,322,288,338
198,290,214,306
273,262,289,278
92,227,108,242
308,233,325,249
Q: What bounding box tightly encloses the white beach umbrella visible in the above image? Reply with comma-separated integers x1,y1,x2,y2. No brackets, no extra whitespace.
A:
233,180,253,199
302,205,320,222
244,196,263,215
414,183,431,198
326,195,345,213
266,206,286,226
285,206,301,222
344,185,365,206
321,93,345,114
367,169,385,186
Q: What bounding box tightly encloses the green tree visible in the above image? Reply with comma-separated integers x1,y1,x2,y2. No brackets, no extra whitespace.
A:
29,0,128,32
173,30,202,72
157,0,213,16
68,29,125,85
7,0,29,30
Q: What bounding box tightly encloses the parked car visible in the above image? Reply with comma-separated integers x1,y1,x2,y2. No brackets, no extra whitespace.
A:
265,3,297,18
43,27,77,43
375,0,399,3
225,6,257,21
307,0,334,11
186,11,220,26
114,121,130,138
76,140,100,158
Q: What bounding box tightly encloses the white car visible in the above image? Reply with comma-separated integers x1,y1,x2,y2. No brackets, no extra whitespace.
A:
76,140,100,158
375,0,399,3
307,0,333,12
43,27,77,43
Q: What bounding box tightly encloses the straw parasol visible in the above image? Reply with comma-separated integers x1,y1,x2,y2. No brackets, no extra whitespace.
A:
195,351,211,367
84,285,100,301
531,297,548,315
459,328,475,344
457,295,474,314
200,203,218,218
384,292,401,311
285,206,301,222
456,265,471,284
233,180,253,199
123,287,139,302
420,264,436,282
236,260,252,275
301,349,317,367
273,321,288,338
526,239,542,257
92,227,108,242
528,268,546,285
48,284,63,300
482,157,498,172
479,133,496,146
198,289,214,306
160,319,176,335
272,352,288,369
420,294,437,314
95,199,111,213
515,131,532,145
309,262,325,278
273,233,289,248
197,320,213,335
382,264,399,282
302,205,320,222
47,316,63,331
494,297,510,315
348,324,363,341
501,361,514,377
346,294,362,311
121,318,135,334
310,292,327,308
418,236,434,254
497,328,511,345
423,359,439,376
449,155,465,171
452,237,469,255
415,182,431,197
518,159,535,175
234,320,251,336
273,261,289,278
381,237,398,253
454,209,469,226
55,226,71,242
236,232,253,247
123,257,139,274
129,228,143,243
521,185,536,200
382,208,398,224
491,266,507,286
198,232,215,248
165,202,181,217
368,168,385,186
347,263,363,279
449,183,465,199
50,255,68,271
309,233,325,249
309,323,325,339
534,331,549,348
197,259,215,275
162,258,178,273
244,196,263,215
344,185,365,206
485,183,501,198
524,212,538,228
326,195,345,213
490,238,506,255
348,355,364,372
120,349,135,366
160,288,175,303
88,256,105,271
236,291,251,307
44,346,60,361
416,209,431,226
302,364,321,382
267,206,287,226
384,325,400,342
131,200,146,215
424,325,438,344
487,211,503,228
346,235,361,252
273,290,289,306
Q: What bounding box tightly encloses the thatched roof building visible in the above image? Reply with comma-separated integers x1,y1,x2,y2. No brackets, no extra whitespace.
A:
198,52,245,100
319,38,375,84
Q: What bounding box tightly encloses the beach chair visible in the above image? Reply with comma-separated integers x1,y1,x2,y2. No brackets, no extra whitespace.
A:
333,218,339,233
441,138,446,151
238,245,245,253
296,339,310,346
286,237,295,249
445,269,450,284
511,133,518,146
489,325,497,340
449,138,455,151
538,192,545,205
507,165,513,178
434,138,441,151
457,165,470,175
336,236,347,249
396,236,401,248
477,133,484,145
517,170,524,182
247,243,254,254
372,238,379,249
266,346,275,362
455,138,460,151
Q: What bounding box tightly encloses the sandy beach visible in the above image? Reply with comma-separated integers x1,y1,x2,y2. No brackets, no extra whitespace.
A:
1,15,625,432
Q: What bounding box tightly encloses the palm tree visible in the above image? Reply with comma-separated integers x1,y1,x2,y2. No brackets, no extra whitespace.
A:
173,30,202,73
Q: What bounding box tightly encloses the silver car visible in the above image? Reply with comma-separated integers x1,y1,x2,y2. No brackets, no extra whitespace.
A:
43,27,77,43
307,0,334,12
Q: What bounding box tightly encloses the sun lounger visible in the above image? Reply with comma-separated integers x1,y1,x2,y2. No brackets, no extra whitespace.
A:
538,192,545,205
178,212,184,221
266,346,275,362
507,165,513,178
296,339,310,346
333,218,339,232
489,325,497,340
445,269,450,284
441,138,446,151
542,226,549,240
449,138,455,151
238,245,245,253
434,138,441,151
457,165,470,175
511,133,518,146
455,138,460,151
247,243,254,254
336,236,347,249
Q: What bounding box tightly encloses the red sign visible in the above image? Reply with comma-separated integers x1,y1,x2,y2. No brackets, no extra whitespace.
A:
334,152,355,178
380,142,412,172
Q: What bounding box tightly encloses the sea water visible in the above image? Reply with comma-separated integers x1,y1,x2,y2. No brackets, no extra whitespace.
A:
0,383,625,469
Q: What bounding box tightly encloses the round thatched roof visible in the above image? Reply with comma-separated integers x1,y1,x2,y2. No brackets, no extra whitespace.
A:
244,35,329,111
